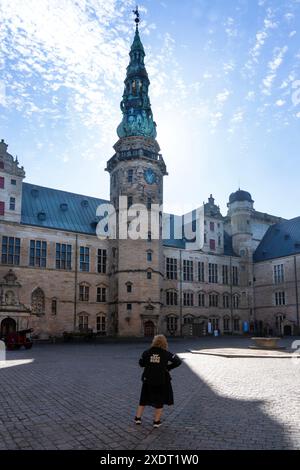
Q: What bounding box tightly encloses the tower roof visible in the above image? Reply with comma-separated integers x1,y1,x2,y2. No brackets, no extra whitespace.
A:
117,8,157,140
229,189,254,204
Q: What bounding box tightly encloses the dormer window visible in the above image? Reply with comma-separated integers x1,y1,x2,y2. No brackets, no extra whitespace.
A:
0,161,4,169
0,176,4,189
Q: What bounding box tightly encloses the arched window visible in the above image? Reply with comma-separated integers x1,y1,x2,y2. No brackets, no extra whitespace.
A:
223,316,230,332
167,316,178,335
233,294,239,309
198,291,205,307
209,292,219,307
183,315,194,325
31,288,45,315
132,80,137,95
223,294,230,309
166,290,178,306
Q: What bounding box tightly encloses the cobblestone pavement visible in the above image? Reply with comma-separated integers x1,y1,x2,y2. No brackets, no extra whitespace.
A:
1,337,300,450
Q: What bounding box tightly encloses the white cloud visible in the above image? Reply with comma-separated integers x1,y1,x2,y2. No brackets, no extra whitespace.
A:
0,0,187,145
215,89,231,104
275,99,286,107
262,46,288,95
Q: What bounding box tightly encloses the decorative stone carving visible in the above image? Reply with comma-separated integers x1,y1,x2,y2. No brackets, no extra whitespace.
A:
31,288,45,315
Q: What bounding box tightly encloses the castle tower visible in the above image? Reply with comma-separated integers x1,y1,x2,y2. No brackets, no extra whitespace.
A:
227,189,254,256
0,139,25,223
105,9,167,337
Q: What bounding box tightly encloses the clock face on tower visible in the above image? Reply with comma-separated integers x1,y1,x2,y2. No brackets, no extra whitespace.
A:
144,168,156,185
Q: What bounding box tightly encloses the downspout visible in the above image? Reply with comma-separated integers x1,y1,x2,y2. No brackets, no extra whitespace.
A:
230,256,233,334
294,255,299,334
74,234,78,331
179,250,183,337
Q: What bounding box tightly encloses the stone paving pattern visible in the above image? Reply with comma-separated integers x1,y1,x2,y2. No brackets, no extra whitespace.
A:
1,337,300,450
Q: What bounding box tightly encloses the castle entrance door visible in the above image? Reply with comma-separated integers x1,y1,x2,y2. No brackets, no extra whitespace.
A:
144,321,155,337
1,317,17,337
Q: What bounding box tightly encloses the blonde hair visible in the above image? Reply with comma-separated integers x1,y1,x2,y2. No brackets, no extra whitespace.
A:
151,334,168,350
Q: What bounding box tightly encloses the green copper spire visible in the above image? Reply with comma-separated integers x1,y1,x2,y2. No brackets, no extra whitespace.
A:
117,8,157,140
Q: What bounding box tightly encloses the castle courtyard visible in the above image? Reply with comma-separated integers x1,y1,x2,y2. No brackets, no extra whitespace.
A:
1,337,300,451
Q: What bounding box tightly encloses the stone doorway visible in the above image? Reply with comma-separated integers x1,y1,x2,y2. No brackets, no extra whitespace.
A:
144,321,155,337
1,317,17,337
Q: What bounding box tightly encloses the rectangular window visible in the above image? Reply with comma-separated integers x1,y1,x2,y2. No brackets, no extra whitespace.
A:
183,292,194,306
166,257,177,280
0,201,4,216
97,249,107,274
210,239,216,251
198,293,205,307
1,236,20,265
79,315,88,331
198,262,205,282
223,295,230,309
223,317,230,331
183,260,193,282
147,271,152,279
147,252,152,262
80,246,90,272
275,291,286,306
51,299,57,315
210,222,215,232
9,197,15,211
167,316,178,333
222,265,229,285
97,287,106,303
56,243,72,270
128,169,133,183
127,284,132,293
232,266,239,286
274,264,284,284
79,285,89,301
209,263,218,283
147,197,152,210
0,176,4,189
0,161,4,169
127,303,132,311
209,294,219,307
11,179,16,186
166,291,178,306
127,196,133,209
233,318,240,332
97,316,106,334
29,240,47,268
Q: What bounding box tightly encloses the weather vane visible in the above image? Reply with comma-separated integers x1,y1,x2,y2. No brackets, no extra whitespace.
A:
132,5,140,27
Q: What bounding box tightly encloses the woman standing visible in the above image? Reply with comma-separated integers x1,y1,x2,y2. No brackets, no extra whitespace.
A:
135,335,182,428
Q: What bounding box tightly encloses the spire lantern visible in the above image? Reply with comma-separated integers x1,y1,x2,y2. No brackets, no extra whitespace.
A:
116,8,157,140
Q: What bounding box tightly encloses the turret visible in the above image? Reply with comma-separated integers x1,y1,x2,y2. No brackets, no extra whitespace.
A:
0,139,25,223
227,189,254,256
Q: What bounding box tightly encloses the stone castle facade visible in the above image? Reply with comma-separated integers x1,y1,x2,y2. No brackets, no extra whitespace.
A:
1,22,300,339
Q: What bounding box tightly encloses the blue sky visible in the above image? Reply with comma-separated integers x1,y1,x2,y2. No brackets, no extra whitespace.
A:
0,0,300,219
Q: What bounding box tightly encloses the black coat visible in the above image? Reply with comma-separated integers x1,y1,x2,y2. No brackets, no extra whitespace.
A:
138,347,182,408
